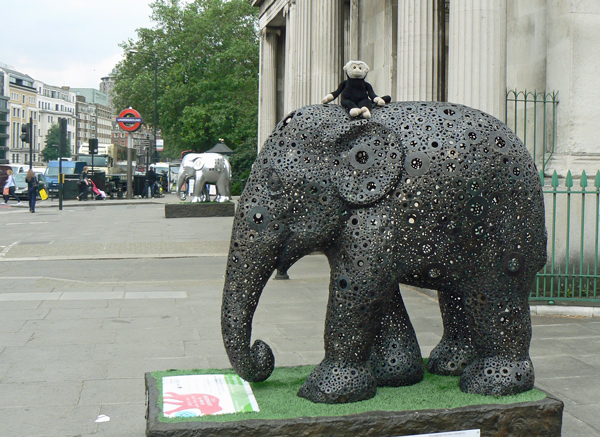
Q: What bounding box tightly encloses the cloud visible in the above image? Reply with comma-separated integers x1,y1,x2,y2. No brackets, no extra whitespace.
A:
1,0,155,88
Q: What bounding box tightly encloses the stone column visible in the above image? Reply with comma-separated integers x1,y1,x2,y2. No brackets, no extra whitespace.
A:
397,0,443,101
447,0,507,119
349,0,360,61
311,1,342,103
284,0,298,115
293,0,312,109
258,27,279,150
545,0,600,174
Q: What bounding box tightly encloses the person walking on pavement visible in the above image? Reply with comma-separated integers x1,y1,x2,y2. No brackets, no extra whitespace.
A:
25,169,38,213
77,166,90,201
3,169,21,205
143,165,157,198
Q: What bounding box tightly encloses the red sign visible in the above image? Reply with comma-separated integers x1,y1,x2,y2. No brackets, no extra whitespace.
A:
117,108,143,132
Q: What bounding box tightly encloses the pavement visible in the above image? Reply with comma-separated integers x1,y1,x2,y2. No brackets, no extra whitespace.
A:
0,194,599,436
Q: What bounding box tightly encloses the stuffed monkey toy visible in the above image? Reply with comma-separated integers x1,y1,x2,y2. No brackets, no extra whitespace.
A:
322,60,391,119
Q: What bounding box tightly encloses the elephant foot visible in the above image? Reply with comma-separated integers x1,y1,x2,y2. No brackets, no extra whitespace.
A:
426,339,476,376
369,339,424,387
459,356,534,396
297,359,376,404
274,269,289,280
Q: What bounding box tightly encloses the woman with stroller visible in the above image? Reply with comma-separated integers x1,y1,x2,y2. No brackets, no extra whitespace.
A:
77,166,90,201
2,169,21,205
25,169,38,213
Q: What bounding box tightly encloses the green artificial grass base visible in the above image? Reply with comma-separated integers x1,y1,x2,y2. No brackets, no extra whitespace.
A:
151,363,546,424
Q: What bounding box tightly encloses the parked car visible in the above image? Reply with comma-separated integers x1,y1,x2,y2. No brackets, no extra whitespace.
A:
13,172,49,200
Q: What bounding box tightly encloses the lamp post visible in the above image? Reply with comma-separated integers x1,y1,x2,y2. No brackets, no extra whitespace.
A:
129,49,158,166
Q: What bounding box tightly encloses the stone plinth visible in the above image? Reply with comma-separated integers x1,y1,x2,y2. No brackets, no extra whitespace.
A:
164,202,235,218
145,373,563,437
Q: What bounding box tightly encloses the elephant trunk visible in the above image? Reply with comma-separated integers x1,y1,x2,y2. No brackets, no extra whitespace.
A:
221,235,278,382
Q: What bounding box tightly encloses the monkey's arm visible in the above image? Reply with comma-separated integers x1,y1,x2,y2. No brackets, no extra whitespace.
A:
323,80,348,104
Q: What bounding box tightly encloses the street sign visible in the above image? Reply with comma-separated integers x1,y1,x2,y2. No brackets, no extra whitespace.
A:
156,139,164,151
117,108,143,132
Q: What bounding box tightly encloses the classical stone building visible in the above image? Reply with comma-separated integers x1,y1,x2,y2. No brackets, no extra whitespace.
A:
253,0,600,175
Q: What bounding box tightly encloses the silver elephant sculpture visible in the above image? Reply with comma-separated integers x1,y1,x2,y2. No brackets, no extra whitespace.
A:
176,153,232,203
221,102,547,404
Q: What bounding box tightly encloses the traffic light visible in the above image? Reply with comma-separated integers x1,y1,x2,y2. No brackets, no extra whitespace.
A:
20,123,31,144
89,138,98,154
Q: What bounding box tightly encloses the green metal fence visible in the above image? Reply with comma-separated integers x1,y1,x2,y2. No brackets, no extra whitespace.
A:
505,89,559,174
533,170,600,302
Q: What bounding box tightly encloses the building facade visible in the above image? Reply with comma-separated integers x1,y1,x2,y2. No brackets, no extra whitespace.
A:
35,81,77,158
99,76,115,112
0,70,9,163
0,65,39,165
73,89,113,154
253,0,600,175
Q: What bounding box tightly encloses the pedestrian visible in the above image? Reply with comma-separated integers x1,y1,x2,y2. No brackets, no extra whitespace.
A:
77,166,90,201
144,165,157,198
2,169,21,205
25,168,38,213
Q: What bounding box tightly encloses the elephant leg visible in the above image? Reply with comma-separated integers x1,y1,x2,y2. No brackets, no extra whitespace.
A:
215,173,231,202
297,271,378,403
458,275,535,396
298,244,404,403
192,175,206,203
427,286,476,376
369,285,424,387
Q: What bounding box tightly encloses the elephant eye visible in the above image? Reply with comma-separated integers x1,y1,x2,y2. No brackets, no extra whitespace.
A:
267,170,283,193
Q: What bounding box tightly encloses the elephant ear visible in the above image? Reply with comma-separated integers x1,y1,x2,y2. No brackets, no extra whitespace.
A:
328,121,403,206
192,157,205,171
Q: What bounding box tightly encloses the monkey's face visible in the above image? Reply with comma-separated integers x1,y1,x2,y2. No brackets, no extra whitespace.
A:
344,61,369,80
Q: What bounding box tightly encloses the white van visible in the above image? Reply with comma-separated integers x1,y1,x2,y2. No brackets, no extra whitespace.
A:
10,164,28,174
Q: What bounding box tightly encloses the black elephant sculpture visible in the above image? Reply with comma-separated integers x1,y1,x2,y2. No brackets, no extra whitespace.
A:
221,101,547,404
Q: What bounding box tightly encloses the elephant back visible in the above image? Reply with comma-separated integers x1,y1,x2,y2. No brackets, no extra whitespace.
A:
372,101,547,283
255,101,547,284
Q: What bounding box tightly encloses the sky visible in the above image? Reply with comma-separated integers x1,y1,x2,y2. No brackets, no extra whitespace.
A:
1,0,158,89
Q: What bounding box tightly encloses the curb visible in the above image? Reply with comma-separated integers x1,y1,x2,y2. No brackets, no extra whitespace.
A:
408,284,600,319
530,305,600,318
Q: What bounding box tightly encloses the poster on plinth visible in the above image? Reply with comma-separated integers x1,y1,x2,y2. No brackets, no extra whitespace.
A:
162,374,259,418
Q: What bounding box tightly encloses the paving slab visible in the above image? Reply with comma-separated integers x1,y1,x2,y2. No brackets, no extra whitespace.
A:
0,198,599,436
79,378,144,405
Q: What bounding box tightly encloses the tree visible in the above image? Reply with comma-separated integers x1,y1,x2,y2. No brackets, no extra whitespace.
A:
41,123,71,162
112,0,259,160
230,137,257,195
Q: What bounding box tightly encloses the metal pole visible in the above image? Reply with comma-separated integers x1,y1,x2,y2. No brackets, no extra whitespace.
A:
127,133,133,199
28,116,33,169
58,148,63,211
153,54,158,164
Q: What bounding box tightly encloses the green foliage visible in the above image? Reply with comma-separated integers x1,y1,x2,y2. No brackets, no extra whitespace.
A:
230,137,257,195
41,123,71,162
112,0,259,163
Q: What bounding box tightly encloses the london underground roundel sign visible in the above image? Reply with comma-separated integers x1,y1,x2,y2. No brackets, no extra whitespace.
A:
117,108,143,132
